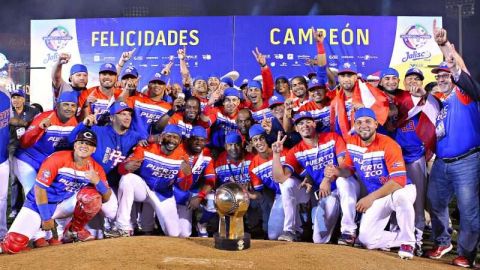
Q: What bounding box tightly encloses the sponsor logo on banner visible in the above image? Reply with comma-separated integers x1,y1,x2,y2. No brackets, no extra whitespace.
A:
400,24,432,62
274,54,284,60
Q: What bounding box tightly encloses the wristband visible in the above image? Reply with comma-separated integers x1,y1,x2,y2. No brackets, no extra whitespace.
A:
197,190,207,200
95,181,109,195
37,204,52,221
261,63,267,68
316,41,325,54
167,109,175,117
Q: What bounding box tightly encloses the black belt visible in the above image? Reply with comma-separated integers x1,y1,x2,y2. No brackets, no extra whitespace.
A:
441,147,480,163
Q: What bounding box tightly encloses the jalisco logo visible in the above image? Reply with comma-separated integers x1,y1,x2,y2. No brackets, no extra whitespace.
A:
400,24,432,62
43,26,73,51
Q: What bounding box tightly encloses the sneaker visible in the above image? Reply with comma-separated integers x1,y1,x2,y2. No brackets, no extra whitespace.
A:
104,228,132,238
426,244,453,259
63,229,95,243
452,256,475,268
414,244,424,257
33,238,49,248
337,234,356,246
196,222,208,238
278,231,296,242
398,244,414,260
47,238,62,246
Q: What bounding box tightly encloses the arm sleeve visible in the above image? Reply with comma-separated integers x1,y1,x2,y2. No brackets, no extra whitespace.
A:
384,140,407,187
333,133,347,159
261,66,274,100
248,161,264,191
36,154,61,189
454,70,480,102
284,147,305,176
19,112,49,148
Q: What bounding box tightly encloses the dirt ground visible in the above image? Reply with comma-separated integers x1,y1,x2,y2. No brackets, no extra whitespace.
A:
0,237,458,270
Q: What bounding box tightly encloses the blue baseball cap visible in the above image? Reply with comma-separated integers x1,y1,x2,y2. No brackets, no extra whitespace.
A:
293,111,314,124
193,76,206,84
354,108,377,121
380,67,399,79
109,101,133,115
149,72,166,84
338,62,358,75
57,91,78,104
208,74,219,79
11,89,25,97
225,132,242,144
191,126,208,139
240,79,249,89
70,64,88,76
248,124,265,139
275,75,289,84
247,80,262,90
162,124,182,137
121,66,138,79
99,63,117,74
431,62,450,74
224,87,242,99
405,67,424,80
307,79,326,91
268,95,286,108
220,77,234,88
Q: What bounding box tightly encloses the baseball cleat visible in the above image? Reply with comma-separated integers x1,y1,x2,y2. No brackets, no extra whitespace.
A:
33,238,49,248
398,244,414,260
452,256,475,268
425,244,453,259
337,233,356,246
278,231,297,242
104,228,132,238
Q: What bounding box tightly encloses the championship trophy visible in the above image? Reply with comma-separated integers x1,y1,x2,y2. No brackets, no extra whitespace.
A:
214,182,251,250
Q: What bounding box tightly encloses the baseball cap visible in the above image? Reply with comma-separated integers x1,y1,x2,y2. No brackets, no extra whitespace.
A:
121,66,138,79
275,75,289,84
366,74,380,81
11,89,25,97
208,74,219,79
57,91,78,104
109,101,133,115
99,63,117,74
225,132,242,144
431,62,451,74
162,124,182,137
405,67,424,80
354,108,377,121
293,111,314,124
268,94,286,108
338,62,358,75
380,67,399,79
191,126,208,139
221,77,234,88
307,79,326,91
193,76,206,85
224,87,242,99
75,130,97,146
70,64,88,76
249,124,265,139
149,72,166,84
247,80,262,90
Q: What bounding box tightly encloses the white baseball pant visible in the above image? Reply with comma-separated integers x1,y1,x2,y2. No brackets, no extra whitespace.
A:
312,176,360,244
0,160,9,239
358,184,416,249
116,173,181,237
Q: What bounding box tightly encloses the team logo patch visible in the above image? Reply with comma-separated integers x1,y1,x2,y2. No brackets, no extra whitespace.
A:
391,162,403,168
40,170,51,181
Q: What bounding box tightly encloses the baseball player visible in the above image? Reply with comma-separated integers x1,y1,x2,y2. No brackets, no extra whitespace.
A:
0,90,10,240
78,63,122,121
341,108,416,259
51,53,88,101
272,111,360,245
174,126,216,237
115,124,193,237
297,80,331,132
248,124,309,241
0,130,113,254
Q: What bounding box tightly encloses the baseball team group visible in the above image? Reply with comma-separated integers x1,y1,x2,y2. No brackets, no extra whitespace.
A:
0,21,478,268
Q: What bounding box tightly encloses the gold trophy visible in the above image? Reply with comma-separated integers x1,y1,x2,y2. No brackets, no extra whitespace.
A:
214,182,250,250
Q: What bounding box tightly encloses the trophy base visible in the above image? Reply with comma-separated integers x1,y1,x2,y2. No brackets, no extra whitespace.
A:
214,233,251,251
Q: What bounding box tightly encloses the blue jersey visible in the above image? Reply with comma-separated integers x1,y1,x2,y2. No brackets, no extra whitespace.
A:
436,87,480,158
0,91,10,164
284,132,346,191
69,123,142,174
15,111,77,170
394,114,425,163
127,96,172,139
24,151,108,216
206,107,239,148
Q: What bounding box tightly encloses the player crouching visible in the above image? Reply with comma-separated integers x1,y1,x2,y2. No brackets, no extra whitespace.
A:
0,131,112,254
339,108,417,259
